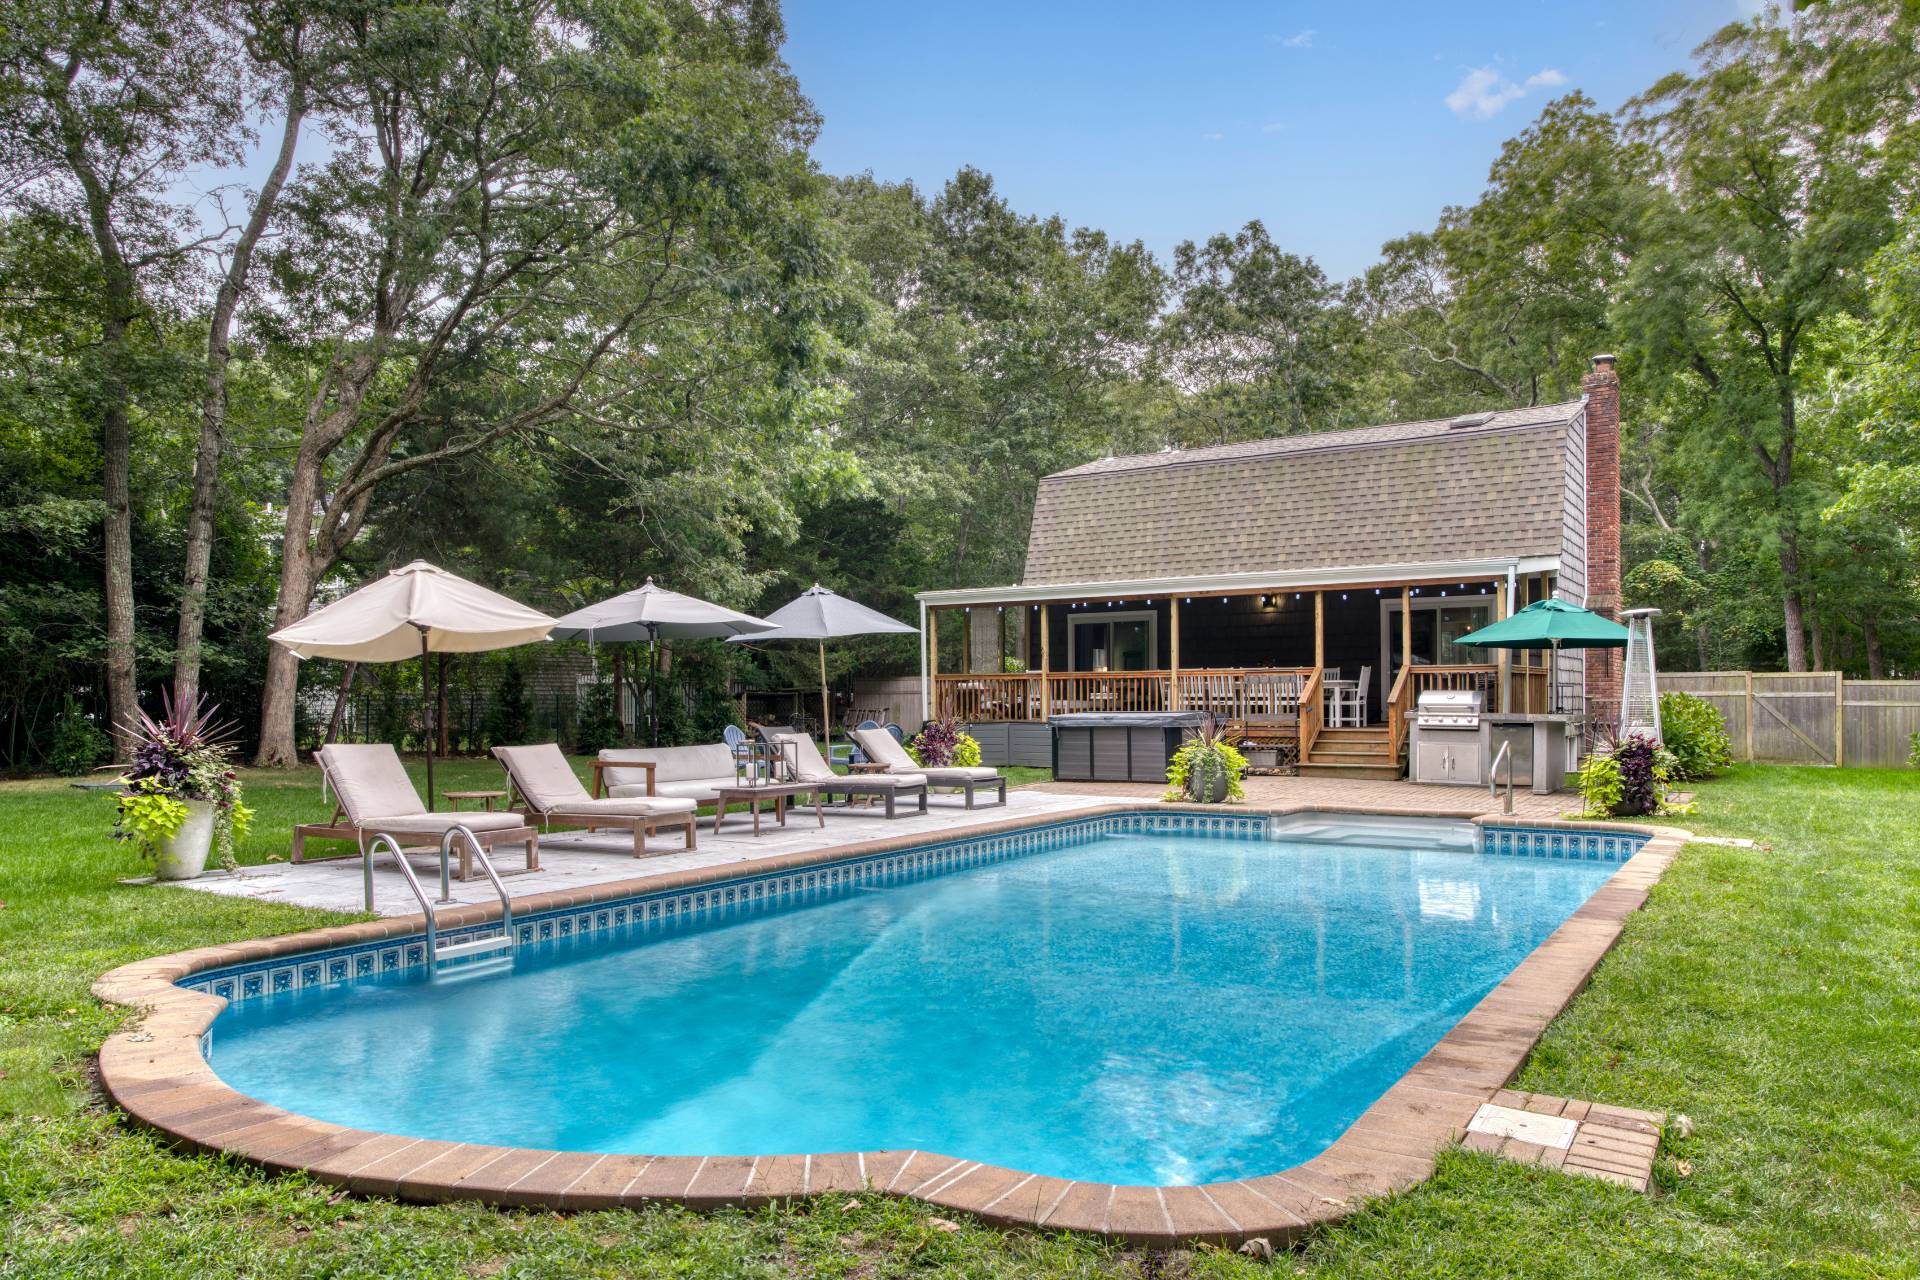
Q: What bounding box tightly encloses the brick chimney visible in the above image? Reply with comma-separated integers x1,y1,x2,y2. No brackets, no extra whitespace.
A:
1582,353,1622,732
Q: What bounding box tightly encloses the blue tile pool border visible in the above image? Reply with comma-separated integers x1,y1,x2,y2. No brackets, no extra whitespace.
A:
181,810,1648,1005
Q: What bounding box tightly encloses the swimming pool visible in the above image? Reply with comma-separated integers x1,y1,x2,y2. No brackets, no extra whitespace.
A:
202,815,1632,1187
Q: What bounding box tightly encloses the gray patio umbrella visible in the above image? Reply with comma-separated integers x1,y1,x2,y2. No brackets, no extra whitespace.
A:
550,578,775,744
729,584,918,753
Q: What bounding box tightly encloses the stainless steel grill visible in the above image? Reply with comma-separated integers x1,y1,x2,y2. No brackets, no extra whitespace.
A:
1414,689,1483,729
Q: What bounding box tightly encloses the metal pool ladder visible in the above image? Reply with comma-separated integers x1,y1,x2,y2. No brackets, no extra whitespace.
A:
1490,740,1516,816
362,825,516,970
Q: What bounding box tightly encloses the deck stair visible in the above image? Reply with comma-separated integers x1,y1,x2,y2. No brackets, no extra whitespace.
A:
1298,725,1403,781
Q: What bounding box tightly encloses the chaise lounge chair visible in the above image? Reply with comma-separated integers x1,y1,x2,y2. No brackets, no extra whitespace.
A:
295,743,539,878
850,726,1007,808
493,744,697,856
764,730,930,818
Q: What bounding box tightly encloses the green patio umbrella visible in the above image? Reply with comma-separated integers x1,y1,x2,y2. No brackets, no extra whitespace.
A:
1455,598,1627,715
1453,597,1630,650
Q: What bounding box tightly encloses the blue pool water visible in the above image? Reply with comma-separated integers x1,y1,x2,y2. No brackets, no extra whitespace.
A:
210,827,1620,1185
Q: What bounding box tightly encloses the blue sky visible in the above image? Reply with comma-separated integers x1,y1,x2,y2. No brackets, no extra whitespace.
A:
783,1,1758,279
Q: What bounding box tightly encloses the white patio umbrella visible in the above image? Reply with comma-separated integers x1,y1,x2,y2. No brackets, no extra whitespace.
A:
549,578,775,744
728,584,918,753
270,559,556,805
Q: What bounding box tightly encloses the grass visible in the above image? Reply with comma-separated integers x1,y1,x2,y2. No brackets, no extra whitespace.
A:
2,760,1916,1277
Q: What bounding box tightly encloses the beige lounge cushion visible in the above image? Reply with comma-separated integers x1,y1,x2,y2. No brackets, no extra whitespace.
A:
318,743,425,824
599,744,736,789
368,810,529,835
923,766,1001,783
544,795,695,818
851,728,996,785
492,743,590,813
768,732,924,789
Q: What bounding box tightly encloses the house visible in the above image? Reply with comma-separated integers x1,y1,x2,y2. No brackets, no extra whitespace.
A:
914,354,1625,776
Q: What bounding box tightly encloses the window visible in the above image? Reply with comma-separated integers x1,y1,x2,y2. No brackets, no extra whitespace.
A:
1068,610,1157,671
1380,597,1496,676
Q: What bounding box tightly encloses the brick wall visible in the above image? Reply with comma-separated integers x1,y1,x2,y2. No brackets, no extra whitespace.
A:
1582,354,1623,730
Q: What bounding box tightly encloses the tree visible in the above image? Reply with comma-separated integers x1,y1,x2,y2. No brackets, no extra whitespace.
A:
1154,220,1348,445
1617,8,1914,670
1,0,245,753
249,0,845,764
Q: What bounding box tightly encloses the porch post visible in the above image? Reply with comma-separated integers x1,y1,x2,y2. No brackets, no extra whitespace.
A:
963,607,974,674
918,599,930,722
1400,586,1412,687
1495,578,1510,711
1169,595,1182,710
1313,590,1325,671
928,607,940,720
1039,604,1052,721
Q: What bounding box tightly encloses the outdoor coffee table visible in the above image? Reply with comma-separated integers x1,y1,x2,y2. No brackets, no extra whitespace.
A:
711,781,824,836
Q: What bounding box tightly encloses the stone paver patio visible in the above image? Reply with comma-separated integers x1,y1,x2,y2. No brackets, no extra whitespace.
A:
171,788,1112,916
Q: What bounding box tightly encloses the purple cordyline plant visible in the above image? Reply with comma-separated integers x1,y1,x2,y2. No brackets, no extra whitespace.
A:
1610,730,1661,816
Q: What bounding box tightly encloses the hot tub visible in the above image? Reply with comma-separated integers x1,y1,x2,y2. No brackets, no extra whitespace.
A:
1049,711,1208,782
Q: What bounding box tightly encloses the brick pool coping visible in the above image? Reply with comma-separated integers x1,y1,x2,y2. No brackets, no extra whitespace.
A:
93,803,1686,1248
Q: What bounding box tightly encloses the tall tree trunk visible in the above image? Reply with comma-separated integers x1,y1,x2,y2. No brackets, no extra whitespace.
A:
175,84,308,706
100,315,139,759
1808,605,1825,672
1864,617,1886,680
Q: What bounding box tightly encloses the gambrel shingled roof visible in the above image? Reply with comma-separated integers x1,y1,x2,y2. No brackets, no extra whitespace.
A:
1021,401,1586,586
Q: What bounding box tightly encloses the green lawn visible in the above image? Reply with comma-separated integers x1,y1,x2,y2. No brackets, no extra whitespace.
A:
2,762,1915,1277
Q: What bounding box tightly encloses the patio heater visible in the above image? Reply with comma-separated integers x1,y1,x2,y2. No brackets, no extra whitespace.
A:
1618,607,1662,739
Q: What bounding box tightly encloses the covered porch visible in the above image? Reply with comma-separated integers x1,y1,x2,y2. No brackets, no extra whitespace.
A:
918,560,1579,773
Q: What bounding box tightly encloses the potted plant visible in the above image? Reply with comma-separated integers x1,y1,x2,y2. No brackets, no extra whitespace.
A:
1165,716,1248,804
114,692,253,880
907,716,981,767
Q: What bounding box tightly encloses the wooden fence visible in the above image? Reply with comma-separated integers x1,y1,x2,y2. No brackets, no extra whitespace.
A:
1661,672,1920,768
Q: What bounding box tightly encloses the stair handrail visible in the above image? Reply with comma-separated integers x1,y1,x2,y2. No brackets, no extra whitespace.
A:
363,832,438,960
440,824,513,952
1385,665,1414,762
1298,667,1324,761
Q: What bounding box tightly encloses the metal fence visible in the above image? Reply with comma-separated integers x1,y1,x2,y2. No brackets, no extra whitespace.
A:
1661,672,1920,768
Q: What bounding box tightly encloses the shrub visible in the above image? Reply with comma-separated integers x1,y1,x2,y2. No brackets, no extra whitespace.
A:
482,660,532,747
1909,732,1919,768
572,679,622,753
48,696,111,776
1659,690,1732,780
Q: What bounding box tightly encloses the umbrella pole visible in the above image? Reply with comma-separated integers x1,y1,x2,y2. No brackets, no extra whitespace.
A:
419,629,435,809
648,627,659,748
819,641,831,760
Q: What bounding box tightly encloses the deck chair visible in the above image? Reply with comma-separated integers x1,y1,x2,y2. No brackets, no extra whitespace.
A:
851,726,1006,809
765,730,929,818
297,743,538,878
493,744,697,856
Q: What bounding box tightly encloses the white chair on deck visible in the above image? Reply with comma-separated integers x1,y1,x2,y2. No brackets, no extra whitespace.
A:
1331,665,1372,726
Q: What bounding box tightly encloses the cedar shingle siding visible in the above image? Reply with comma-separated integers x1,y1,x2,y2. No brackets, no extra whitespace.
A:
1022,403,1585,586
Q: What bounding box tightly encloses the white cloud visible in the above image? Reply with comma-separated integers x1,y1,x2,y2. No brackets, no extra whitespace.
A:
1261,121,1287,134
1445,66,1569,120
1280,29,1314,48
1202,131,1226,141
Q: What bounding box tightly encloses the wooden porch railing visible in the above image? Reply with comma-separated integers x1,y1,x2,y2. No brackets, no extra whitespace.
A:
1385,664,1413,762
1298,667,1324,761
931,668,1313,724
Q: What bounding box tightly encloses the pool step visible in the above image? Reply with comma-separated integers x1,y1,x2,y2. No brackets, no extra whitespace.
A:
435,932,514,964
1270,814,1479,852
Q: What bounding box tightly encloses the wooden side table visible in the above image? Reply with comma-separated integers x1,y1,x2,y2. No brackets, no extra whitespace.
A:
589,759,657,798
847,760,890,807
443,790,506,812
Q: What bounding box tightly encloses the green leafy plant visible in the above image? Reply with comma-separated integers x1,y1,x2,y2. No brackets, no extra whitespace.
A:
47,696,111,776
1909,732,1919,768
1659,691,1733,780
1576,751,1625,818
113,691,252,871
1164,717,1247,803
